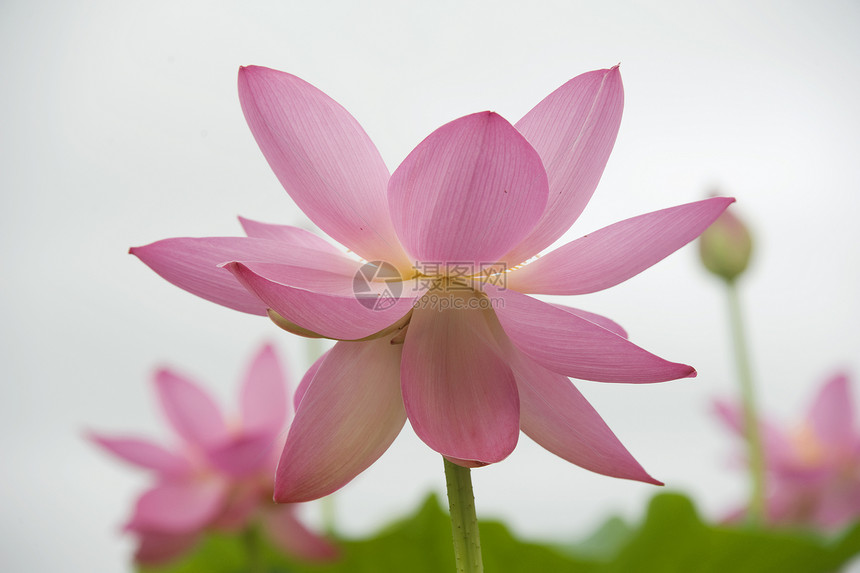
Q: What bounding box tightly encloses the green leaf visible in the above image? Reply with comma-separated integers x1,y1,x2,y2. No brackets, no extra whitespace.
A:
288,494,594,573
563,515,634,560
603,492,860,573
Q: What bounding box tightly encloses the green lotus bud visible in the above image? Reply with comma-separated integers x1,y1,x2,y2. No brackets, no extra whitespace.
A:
699,203,752,282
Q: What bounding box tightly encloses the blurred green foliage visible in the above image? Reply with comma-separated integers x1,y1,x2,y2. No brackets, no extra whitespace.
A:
141,492,860,573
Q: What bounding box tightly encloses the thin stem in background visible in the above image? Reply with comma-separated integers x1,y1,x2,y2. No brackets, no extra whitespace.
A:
727,280,766,524
443,457,483,573
320,494,337,536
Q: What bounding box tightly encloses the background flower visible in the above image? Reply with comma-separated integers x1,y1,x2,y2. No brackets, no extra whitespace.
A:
716,372,860,529
89,344,337,565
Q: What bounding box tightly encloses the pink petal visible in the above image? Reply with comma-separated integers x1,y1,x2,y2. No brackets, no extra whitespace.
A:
502,340,660,484
504,67,624,265
238,66,409,268
223,261,418,341
131,237,360,315
401,292,519,464
388,111,548,266
713,399,745,436
551,304,628,339
486,286,695,382
507,197,735,294
294,350,329,411
211,483,263,531
263,506,339,561
134,531,200,566
808,372,855,448
815,483,860,529
712,399,793,465
238,216,344,255
274,338,406,502
155,369,229,449
88,433,190,476
206,432,280,477
240,344,289,435
125,479,226,534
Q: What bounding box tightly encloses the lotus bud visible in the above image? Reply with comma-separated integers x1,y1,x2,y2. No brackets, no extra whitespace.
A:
699,201,752,282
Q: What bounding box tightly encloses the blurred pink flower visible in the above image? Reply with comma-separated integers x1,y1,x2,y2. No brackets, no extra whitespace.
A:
716,372,860,529
89,344,337,566
132,65,733,502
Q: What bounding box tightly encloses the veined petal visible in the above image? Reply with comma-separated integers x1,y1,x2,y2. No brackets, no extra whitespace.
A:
808,372,855,448
402,290,519,464
131,237,360,315
263,506,339,561
155,369,229,449
507,197,734,295
294,350,329,411
125,479,226,534
501,339,659,484
223,261,419,341
134,531,200,566
238,66,409,268
505,67,624,264
274,337,405,502
238,216,344,255
486,286,695,382
240,344,289,435
388,112,548,266
551,304,628,339
88,433,190,475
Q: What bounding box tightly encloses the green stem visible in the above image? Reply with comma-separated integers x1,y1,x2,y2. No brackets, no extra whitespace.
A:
443,457,483,573
320,494,337,536
726,281,766,524
242,523,265,573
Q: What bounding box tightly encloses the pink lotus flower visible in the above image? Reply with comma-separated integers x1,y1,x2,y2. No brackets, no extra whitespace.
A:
89,344,337,565
132,65,733,503
716,372,860,529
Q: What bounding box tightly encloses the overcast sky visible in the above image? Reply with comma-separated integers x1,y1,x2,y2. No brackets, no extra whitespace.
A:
2,1,859,571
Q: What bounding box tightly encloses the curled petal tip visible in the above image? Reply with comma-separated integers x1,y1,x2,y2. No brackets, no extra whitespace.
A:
218,261,241,273
444,456,491,468
686,366,698,379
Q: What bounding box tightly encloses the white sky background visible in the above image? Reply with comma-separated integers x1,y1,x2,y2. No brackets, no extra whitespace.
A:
2,0,859,570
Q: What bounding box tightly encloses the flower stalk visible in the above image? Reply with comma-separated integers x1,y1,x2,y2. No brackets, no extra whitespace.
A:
242,523,264,573
444,458,483,573
726,281,766,524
